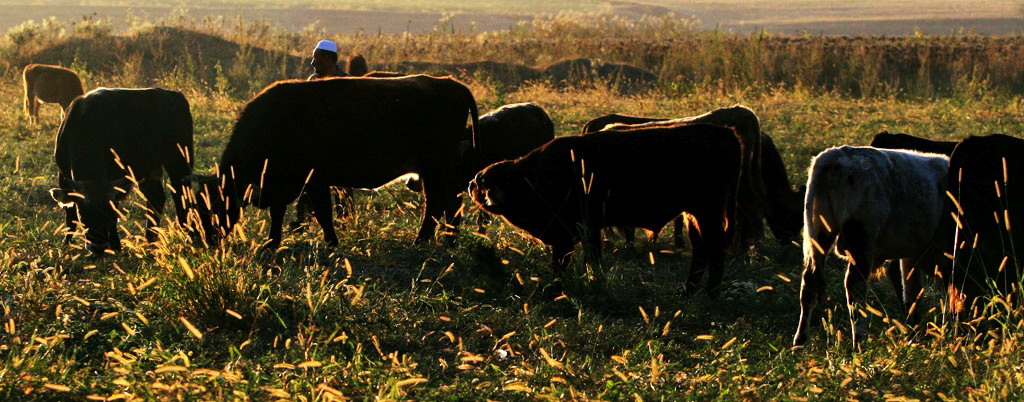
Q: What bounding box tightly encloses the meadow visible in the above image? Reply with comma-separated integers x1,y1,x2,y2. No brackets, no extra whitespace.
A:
1,13,1024,400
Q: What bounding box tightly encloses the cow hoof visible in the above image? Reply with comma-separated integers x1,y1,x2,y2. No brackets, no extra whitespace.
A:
85,242,110,255
260,242,280,252
792,333,807,347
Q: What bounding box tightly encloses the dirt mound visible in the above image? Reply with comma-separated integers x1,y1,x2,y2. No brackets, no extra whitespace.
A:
385,60,543,87
605,1,676,18
18,27,307,88
542,57,659,92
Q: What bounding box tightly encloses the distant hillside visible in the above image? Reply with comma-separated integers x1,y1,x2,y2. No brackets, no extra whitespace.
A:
11,26,307,90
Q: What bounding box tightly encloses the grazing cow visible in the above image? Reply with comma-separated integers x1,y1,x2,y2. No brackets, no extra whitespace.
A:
582,111,800,244
869,131,958,156
23,64,85,124
188,75,479,250
947,134,1024,313
470,123,741,295
49,88,194,253
793,146,949,348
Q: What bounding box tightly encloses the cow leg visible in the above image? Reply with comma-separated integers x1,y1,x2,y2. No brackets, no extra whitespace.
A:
683,217,708,295
264,203,288,251
701,214,728,298
416,173,457,244
842,222,876,349
440,192,462,245
899,258,924,326
583,224,603,264
307,185,339,247
884,262,904,309
793,230,835,347
673,215,685,249
62,205,79,244
290,192,312,232
139,178,166,242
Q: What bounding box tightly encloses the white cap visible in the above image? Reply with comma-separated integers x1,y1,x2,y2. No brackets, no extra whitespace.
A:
314,40,337,54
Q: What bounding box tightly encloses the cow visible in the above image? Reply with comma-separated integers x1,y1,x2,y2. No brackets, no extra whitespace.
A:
793,146,949,348
346,53,369,77
23,64,85,124
48,88,194,254
869,131,958,156
188,75,479,250
947,134,1024,314
582,111,800,244
469,123,741,295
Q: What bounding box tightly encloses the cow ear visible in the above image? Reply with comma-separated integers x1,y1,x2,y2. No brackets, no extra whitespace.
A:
50,188,77,207
108,177,135,201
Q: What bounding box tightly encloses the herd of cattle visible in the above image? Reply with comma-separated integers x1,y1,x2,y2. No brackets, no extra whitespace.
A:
21,63,1024,349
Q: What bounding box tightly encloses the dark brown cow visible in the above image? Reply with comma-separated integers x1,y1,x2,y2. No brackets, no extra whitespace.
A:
49,88,194,253
470,123,741,295
869,131,958,156
23,64,85,124
947,134,1024,313
189,75,479,250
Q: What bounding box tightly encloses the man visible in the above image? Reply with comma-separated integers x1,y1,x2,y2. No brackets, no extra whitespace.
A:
308,39,341,80
294,39,351,232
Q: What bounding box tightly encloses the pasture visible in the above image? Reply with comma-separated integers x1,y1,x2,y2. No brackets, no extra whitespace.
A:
1,12,1024,400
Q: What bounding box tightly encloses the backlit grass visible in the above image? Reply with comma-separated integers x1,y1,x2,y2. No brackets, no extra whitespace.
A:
1,16,1024,400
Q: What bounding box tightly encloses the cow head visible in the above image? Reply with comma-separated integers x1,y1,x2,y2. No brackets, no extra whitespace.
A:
469,160,543,219
181,173,250,246
50,176,134,253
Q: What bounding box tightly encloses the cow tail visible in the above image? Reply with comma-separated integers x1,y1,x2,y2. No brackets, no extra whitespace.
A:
725,128,742,246
801,157,828,268
467,89,480,151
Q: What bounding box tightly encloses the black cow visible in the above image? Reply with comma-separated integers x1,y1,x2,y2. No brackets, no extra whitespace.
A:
49,88,194,253
470,123,741,295
582,112,802,244
189,75,479,250
947,134,1024,313
869,131,958,156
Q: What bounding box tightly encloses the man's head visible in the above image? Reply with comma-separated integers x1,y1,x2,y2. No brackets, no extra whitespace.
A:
310,40,339,78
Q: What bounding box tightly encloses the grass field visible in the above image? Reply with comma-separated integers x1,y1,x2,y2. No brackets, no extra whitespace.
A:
0,0,1021,35
2,13,1024,400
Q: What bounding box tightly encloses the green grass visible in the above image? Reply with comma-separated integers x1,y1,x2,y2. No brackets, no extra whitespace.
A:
2,17,1024,400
